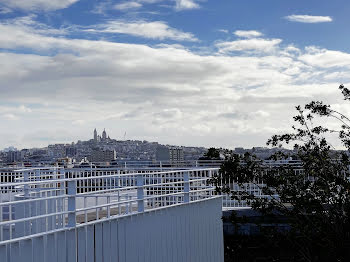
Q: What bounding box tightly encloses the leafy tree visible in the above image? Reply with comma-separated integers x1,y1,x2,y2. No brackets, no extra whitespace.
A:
213,85,350,261
199,147,221,160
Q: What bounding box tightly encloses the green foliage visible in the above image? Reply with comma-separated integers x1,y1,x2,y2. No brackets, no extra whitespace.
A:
199,147,221,160
215,85,350,261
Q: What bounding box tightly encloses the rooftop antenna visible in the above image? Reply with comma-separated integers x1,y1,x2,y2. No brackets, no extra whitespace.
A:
123,131,126,140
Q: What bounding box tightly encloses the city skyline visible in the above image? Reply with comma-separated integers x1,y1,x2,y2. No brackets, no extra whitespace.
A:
1,1,350,149
1,128,209,151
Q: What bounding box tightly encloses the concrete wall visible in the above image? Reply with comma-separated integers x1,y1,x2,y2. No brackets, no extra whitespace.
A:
0,197,224,262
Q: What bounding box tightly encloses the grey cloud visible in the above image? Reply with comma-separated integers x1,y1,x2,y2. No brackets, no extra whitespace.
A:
219,113,240,119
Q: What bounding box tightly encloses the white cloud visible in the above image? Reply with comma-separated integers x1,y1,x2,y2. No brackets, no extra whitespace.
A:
216,38,282,53
299,46,350,68
72,119,87,126
5,15,67,35
324,72,350,81
252,110,270,118
2,114,19,121
285,15,332,23
85,20,198,41
139,0,163,3
92,0,164,14
1,17,350,149
218,29,229,34
91,1,111,15
0,0,79,11
18,105,32,113
175,0,200,10
0,105,32,121
234,30,263,38
114,2,142,11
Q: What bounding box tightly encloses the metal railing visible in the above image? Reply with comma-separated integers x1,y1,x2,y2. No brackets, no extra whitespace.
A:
0,159,310,235
0,167,219,244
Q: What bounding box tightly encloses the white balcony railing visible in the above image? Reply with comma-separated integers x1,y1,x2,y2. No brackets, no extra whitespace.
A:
0,167,219,244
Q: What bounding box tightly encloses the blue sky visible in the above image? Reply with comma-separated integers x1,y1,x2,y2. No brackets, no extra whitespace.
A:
2,0,349,50
1,0,350,149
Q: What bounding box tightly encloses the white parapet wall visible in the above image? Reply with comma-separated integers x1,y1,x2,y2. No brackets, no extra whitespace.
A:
0,197,224,262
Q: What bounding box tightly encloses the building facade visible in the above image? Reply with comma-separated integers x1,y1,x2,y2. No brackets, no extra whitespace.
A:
169,147,184,164
88,149,116,163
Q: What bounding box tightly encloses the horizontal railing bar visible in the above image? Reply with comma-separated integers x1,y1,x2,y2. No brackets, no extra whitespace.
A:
77,186,139,196
12,167,63,172
0,227,69,246
143,192,186,200
142,178,209,188
0,210,71,226
76,199,137,212
0,195,66,207
190,188,215,194
76,194,133,198
133,195,223,217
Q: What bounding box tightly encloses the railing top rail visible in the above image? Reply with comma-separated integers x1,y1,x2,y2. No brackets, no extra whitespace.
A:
13,167,63,172
63,167,211,172
0,167,219,188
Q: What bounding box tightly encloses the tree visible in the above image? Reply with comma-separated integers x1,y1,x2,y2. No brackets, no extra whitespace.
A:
199,147,221,160
213,85,350,261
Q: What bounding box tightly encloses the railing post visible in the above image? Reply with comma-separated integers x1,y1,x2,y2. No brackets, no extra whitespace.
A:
35,168,41,182
184,172,190,203
67,180,76,227
137,174,144,212
117,169,121,187
23,171,29,198
56,169,65,228
209,170,213,197
66,180,77,262
23,170,31,235
14,170,30,238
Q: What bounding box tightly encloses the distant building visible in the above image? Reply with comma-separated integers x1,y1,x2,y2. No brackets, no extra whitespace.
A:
56,157,74,168
94,128,98,142
3,146,17,152
93,128,110,142
88,149,116,163
169,147,184,164
65,146,77,157
155,146,184,164
7,150,21,163
155,145,170,161
102,129,107,140
234,147,245,154
48,144,65,158
20,149,30,160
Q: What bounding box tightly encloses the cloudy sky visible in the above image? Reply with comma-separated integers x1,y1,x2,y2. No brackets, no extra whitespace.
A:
1,0,350,149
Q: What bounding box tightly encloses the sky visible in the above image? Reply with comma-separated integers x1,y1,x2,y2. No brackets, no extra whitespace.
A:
1,0,350,149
